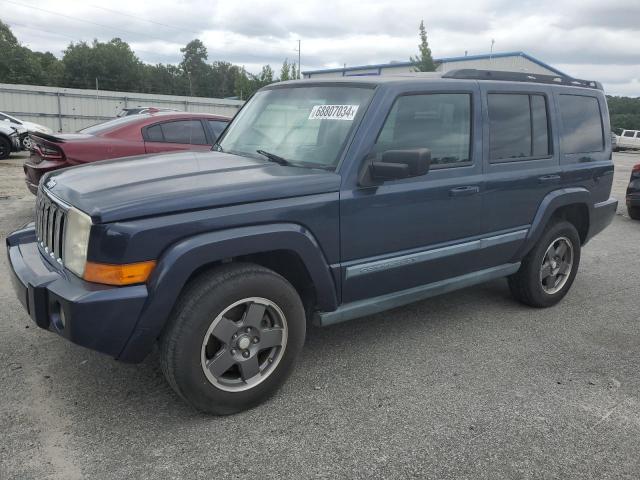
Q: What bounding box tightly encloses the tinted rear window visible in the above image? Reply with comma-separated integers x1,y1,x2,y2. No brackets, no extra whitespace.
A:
559,95,603,154
159,120,207,144
207,120,228,140
488,93,550,161
79,115,151,134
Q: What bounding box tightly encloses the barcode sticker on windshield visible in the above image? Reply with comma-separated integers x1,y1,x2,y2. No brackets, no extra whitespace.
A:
308,105,359,121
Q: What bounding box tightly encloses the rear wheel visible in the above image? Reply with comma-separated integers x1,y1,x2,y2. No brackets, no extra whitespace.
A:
159,263,306,415
0,136,11,160
509,220,581,307
628,206,640,220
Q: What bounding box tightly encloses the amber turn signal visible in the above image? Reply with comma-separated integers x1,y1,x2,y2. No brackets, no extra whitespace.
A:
83,260,156,286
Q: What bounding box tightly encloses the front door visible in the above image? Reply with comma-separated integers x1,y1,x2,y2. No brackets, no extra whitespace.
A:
340,86,485,304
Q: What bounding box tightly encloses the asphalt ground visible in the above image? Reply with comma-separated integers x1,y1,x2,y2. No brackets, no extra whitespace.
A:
0,151,639,479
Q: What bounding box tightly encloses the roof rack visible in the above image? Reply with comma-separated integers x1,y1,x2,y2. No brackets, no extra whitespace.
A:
442,69,602,90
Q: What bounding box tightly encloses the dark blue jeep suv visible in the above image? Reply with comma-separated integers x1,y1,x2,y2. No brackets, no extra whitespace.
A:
7,70,617,414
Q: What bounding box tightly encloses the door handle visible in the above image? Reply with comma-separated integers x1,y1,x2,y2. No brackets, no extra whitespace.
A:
538,174,561,183
449,185,480,197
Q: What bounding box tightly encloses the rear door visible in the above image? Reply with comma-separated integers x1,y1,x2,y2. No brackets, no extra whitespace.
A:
143,119,213,153
478,83,559,266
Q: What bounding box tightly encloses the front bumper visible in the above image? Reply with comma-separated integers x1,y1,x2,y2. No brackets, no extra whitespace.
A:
7,224,149,361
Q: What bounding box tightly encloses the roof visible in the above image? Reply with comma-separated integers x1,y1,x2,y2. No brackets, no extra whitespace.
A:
302,51,568,77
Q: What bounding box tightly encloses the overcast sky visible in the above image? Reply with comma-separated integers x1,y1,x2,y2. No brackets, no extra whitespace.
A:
2,0,639,96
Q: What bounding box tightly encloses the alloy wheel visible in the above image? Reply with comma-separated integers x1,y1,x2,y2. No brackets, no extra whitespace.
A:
200,297,288,392
539,236,574,295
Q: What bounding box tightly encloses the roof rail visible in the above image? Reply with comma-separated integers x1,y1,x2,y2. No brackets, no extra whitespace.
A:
442,69,602,90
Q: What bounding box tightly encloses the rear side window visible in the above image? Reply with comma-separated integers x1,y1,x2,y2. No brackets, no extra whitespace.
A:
207,120,228,140
375,93,472,167
145,124,164,142
488,93,550,161
146,120,208,145
558,95,603,154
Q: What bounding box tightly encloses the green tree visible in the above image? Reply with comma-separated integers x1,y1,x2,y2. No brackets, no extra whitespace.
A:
210,61,243,98
0,19,62,85
410,20,436,72
234,66,253,100
258,64,274,84
280,59,290,81
607,95,640,133
62,38,143,91
290,62,298,80
180,39,210,96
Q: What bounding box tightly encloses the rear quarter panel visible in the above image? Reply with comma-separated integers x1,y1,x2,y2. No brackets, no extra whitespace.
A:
553,87,614,204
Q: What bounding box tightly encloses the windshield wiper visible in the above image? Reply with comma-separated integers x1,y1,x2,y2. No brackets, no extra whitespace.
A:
256,149,291,166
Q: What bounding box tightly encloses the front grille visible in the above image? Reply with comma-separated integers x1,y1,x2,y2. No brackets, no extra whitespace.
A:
35,189,67,265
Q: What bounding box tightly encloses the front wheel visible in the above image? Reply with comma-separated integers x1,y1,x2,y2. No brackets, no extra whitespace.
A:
0,137,11,160
509,220,581,308
159,263,306,415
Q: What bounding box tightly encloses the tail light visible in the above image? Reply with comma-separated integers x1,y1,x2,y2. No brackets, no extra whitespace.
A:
633,164,640,173
31,139,65,163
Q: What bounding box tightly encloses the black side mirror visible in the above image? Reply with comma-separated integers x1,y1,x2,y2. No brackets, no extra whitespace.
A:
370,148,431,181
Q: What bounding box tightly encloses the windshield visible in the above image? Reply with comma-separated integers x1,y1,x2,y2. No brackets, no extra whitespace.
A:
218,85,374,169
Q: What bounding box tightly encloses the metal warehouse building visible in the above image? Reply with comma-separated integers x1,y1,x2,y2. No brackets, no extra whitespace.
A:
302,51,567,79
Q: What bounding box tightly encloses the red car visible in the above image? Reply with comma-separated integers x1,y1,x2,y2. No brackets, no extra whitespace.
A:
24,112,230,194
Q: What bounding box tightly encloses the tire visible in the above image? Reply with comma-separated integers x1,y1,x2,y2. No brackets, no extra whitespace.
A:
508,220,581,308
159,263,306,415
628,206,640,220
0,136,11,160
22,135,32,150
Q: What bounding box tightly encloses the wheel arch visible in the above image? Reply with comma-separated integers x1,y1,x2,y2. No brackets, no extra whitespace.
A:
518,188,592,258
118,223,337,362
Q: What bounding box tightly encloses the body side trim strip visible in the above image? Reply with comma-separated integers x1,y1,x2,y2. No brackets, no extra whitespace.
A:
345,228,527,279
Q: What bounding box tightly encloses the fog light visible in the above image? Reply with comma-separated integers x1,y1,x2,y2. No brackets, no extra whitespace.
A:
59,307,66,329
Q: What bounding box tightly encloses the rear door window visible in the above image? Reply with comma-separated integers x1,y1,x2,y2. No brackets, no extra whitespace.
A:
488,93,550,161
558,95,604,153
145,124,164,142
207,120,228,140
151,120,208,145
623,131,634,137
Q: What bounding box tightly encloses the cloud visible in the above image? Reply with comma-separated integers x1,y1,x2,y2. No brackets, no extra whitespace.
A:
1,0,638,96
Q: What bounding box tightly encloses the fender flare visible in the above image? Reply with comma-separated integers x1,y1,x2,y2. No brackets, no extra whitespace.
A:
118,223,337,362
516,187,592,258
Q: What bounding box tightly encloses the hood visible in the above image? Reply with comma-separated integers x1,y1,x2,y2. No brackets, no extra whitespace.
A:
22,121,53,134
45,150,340,223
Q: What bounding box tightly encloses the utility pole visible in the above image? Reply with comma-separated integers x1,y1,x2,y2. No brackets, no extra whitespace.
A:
187,70,193,96
298,40,301,79
490,39,495,63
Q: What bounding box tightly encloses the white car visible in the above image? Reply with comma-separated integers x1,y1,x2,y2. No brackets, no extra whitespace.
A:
0,112,52,149
0,123,22,159
616,129,640,150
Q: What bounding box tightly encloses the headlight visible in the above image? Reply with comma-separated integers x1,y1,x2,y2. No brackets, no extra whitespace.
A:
63,207,92,277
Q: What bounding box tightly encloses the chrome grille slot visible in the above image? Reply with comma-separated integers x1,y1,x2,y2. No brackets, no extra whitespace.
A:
35,189,67,265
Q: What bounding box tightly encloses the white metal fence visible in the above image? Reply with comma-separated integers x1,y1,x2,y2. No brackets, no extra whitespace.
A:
0,83,244,133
